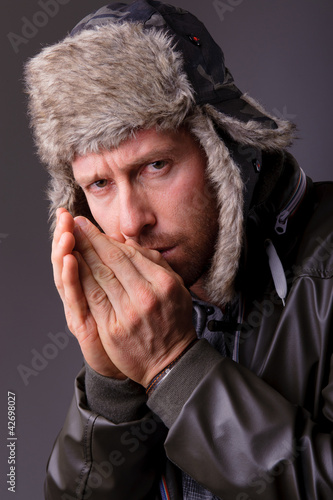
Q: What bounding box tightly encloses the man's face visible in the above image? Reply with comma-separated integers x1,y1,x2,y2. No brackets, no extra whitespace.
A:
72,127,219,288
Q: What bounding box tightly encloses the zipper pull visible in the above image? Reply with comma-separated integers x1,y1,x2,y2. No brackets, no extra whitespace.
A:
275,209,290,235
265,239,287,306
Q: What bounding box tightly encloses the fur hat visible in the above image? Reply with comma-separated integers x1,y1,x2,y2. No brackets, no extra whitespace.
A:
24,0,295,305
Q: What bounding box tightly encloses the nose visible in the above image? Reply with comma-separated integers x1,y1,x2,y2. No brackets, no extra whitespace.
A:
117,183,156,240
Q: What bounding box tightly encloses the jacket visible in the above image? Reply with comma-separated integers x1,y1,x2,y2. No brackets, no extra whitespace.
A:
44,151,333,499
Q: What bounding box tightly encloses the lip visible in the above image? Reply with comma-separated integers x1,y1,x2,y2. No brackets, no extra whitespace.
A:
154,246,176,258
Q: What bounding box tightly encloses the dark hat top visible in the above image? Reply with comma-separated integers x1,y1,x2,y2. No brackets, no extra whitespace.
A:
71,0,277,128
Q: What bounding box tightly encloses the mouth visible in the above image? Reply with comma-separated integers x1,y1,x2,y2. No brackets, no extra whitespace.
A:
154,246,176,258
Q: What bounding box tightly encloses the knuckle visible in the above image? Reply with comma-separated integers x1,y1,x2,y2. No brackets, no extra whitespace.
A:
88,286,107,306
123,244,136,259
161,273,179,297
54,280,63,294
51,246,60,265
94,263,115,282
106,247,128,265
122,304,141,329
110,325,127,347
141,290,158,314
134,283,157,312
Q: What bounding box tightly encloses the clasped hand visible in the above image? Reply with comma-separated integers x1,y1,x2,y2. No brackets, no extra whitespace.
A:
51,208,197,387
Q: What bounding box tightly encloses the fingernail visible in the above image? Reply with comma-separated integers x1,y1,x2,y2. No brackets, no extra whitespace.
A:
57,208,66,224
57,211,64,225
75,217,88,229
59,233,66,247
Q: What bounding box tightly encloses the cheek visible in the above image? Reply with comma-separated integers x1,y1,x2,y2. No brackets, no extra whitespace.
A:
87,199,118,234
171,169,211,220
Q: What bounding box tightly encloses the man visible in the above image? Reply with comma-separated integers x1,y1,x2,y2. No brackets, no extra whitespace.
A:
25,1,333,499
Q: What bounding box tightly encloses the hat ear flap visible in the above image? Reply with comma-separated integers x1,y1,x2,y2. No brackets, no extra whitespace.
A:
203,96,296,152
185,110,244,305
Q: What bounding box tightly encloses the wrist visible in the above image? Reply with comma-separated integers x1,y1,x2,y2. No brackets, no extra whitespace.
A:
145,338,198,396
84,357,127,380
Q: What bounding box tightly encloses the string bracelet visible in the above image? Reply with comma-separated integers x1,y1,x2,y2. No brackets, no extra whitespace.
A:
146,339,199,397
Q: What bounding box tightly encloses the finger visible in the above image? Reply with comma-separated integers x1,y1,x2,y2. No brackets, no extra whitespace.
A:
74,218,146,298
116,237,185,289
51,210,75,272
74,249,117,324
74,216,161,282
62,253,88,328
75,217,183,299
52,212,76,300
63,253,120,376
124,239,185,287
52,208,74,248
125,239,175,272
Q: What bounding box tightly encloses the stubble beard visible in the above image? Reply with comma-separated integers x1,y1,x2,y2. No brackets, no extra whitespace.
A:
167,219,219,289
139,207,219,290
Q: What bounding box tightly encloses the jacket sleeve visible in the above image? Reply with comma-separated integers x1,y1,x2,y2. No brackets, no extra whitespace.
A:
44,366,167,500
147,337,333,500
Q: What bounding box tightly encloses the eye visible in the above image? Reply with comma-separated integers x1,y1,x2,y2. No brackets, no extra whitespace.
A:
93,179,108,188
149,160,167,170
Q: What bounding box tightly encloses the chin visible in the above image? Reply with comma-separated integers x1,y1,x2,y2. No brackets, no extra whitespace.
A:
171,261,206,290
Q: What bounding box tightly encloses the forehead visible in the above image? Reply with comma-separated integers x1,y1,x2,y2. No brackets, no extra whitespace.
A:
112,127,189,160
72,127,205,179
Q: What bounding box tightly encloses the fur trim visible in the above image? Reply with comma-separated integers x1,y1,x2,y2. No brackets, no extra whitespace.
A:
25,20,295,305
185,111,244,304
25,23,195,167
203,95,296,152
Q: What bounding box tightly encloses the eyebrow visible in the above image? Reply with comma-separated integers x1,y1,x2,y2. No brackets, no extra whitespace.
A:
124,145,180,169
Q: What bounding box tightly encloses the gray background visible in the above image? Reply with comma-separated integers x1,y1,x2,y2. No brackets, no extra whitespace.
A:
1,0,332,498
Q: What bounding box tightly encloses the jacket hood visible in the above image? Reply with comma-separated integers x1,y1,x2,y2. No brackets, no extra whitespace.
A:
24,0,295,305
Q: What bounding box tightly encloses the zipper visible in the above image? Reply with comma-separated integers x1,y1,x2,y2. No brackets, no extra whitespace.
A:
232,293,244,363
275,168,307,235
